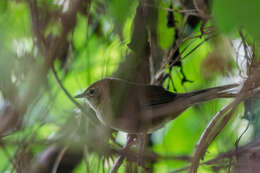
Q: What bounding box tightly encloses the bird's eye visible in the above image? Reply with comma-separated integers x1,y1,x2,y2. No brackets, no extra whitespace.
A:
88,88,95,96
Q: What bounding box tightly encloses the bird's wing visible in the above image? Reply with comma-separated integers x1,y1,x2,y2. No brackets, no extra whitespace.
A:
108,79,178,107
140,85,177,106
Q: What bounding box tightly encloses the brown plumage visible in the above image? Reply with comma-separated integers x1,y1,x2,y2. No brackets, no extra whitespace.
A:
75,78,237,134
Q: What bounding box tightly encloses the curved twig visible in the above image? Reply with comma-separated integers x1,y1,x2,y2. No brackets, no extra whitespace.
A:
189,85,259,173
51,65,98,125
51,146,68,173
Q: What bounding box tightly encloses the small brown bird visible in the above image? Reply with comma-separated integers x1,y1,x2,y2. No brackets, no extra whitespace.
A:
75,78,237,134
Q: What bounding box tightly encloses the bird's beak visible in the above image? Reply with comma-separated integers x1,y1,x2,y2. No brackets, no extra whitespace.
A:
74,93,85,98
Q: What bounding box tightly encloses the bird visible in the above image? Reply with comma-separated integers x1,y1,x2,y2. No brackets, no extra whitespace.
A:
75,78,237,134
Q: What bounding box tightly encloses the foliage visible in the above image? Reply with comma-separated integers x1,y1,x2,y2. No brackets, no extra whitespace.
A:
0,0,260,173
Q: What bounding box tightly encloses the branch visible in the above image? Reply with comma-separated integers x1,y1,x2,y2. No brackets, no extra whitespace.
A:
189,85,260,173
51,65,98,125
192,0,210,19
51,146,68,173
171,138,260,173
109,135,136,173
109,155,125,173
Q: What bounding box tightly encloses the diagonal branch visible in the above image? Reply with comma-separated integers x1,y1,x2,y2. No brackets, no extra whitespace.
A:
51,65,98,125
189,85,259,173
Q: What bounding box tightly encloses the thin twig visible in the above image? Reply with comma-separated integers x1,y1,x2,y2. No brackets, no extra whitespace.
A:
110,156,125,173
189,85,260,173
157,27,215,80
51,65,97,125
192,0,210,19
51,146,68,173
143,3,199,15
181,34,216,60
109,136,136,173
189,95,243,173
235,120,250,150
171,137,260,173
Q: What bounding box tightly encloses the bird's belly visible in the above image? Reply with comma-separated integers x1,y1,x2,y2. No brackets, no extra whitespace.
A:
109,112,172,134
97,104,183,134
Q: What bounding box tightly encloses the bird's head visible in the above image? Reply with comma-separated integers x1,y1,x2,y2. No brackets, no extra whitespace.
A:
75,78,119,126
75,79,111,111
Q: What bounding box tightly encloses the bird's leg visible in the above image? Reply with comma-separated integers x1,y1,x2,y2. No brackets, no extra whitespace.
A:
137,133,146,167
126,134,137,149
120,134,146,166
120,134,137,154
110,134,137,173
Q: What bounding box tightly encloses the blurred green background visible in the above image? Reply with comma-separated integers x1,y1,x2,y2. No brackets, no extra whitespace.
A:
0,0,259,172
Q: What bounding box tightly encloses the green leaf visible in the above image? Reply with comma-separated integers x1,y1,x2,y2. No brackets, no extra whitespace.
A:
213,0,260,39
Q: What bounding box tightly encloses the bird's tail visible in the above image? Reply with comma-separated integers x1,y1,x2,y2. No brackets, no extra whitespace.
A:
180,83,238,107
143,83,239,123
